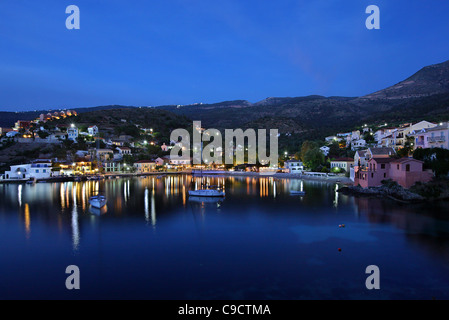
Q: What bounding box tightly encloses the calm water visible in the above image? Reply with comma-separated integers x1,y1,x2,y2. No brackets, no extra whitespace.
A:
1,175,449,300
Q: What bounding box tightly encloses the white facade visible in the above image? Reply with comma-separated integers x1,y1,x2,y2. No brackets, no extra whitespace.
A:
67,127,78,142
320,146,330,156
1,161,52,180
285,160,304,174
351,139,366,151
117,147,132,155
88,125,99,136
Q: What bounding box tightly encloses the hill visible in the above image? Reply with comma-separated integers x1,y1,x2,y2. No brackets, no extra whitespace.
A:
2,59,449,147
49,107,191,140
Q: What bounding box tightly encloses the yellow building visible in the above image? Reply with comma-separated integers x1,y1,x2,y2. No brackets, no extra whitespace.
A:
134,160,156,173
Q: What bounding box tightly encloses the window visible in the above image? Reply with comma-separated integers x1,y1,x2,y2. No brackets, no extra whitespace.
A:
43,169,46,173
35,170,39,173
381,164,385,169
384,173,386,178
397,164,400,170
406,164,410,172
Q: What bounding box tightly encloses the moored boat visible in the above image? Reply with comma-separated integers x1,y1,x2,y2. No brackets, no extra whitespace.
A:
188,188,225,197
89,195,107,208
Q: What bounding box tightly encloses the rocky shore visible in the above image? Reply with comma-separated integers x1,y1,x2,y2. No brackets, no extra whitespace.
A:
338,183,425,203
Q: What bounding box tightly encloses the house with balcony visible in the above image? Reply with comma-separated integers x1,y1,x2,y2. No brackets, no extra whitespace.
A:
67,126,78,142
117,147,132,156
103,161,123,173
351,139,366,151
411,122,448,150
88,125,99,136
284,160,304,174
134,160,156,173
73,161,92,175
354,157,433,189
0,160,53,181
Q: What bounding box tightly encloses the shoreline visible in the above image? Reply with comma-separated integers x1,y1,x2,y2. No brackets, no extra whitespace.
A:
0,171,352,185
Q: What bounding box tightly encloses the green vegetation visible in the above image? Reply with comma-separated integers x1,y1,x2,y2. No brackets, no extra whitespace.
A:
413,148,449,177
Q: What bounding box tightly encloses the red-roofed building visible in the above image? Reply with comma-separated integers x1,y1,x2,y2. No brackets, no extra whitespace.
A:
354,157,433,188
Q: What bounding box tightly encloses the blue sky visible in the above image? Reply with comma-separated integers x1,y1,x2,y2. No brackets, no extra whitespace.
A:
1,0,449,111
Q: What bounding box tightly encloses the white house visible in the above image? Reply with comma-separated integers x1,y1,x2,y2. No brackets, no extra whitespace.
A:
88,125,99,136
320,146,330,156
351,139,366,151
284,160,304,174
67,126,78,142
117,147,132,156
1,160,52,180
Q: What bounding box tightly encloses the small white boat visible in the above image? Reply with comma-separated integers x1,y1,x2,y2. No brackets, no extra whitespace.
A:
188,189,225,197
89,195,107,208
290,190,306,196
26,179,35,185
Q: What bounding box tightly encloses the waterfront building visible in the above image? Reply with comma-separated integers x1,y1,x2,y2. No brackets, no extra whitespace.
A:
0,160,52,180
134,160,157,173
284,160,304,174
354,157,433,188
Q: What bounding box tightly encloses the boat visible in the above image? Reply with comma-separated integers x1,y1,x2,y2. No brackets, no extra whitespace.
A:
74,176,82,182
26,178,35,185
189,188,225,197
290,190,306,196
89,195,107,208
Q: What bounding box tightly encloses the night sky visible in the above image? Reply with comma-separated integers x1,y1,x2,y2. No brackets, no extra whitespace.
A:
1,0,448,111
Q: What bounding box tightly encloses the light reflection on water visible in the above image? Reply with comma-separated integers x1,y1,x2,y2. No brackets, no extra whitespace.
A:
0,174,449,299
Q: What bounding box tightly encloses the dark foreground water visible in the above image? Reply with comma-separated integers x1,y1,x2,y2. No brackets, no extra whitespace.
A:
1,175,449,300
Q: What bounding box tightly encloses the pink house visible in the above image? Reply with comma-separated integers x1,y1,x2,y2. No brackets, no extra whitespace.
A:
354,157,433,189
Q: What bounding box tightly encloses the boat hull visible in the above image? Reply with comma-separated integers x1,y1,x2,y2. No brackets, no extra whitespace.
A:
188,190,225,197
89,196,107,208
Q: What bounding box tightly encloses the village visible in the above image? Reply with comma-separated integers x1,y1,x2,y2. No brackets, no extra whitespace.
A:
0,110,447,191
